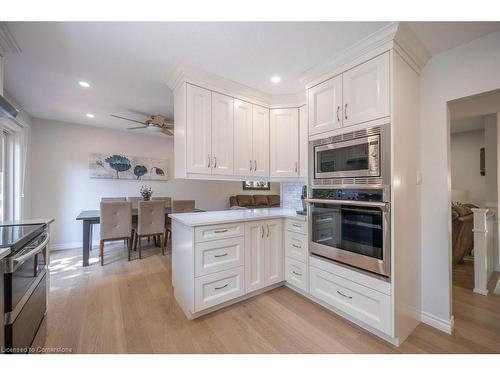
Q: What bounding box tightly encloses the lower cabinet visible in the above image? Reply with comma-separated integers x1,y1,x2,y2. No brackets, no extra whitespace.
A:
245,219,284,293
195,266,245,311
309,266,392,335
285,257,308,292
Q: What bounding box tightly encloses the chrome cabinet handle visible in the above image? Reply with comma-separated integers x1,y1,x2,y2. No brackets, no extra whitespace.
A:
295,161,298,173
214,253,228,258
292,244,301,248
292,271,302,276
261,225,264,238
214,156,217,168
344,103,348,120
214,283,229,290
292,223,301,228
266,224,270,237
207,154,211,168
336,106,340,122
249,160,253,171
214,229,228,233
254,160,257,171
337,290,352,299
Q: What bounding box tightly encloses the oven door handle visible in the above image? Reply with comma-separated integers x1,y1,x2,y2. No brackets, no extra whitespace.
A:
305,198,390,211
11,232,50,269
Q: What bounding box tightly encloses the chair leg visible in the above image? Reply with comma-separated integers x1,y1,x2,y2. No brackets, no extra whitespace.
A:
127,237,131,261
138,236,142,259
161,233,165,256
99,240,104,266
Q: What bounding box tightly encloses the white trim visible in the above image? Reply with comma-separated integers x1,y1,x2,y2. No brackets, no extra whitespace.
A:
421,311,455,334
473,288,489,296
495,264,500,272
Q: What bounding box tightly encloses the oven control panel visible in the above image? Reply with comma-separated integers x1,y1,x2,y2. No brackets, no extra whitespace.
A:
312,188,384,202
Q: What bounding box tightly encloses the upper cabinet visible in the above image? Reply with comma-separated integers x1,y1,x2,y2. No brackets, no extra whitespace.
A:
299,105,308,178
211,92,234,176
308,75,342,136
342,52,390,127
307,52,390,136
252,105,270,177
270,108,299,178
186,84,212,174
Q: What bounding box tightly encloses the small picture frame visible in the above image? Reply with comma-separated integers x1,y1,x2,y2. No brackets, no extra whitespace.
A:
242,181,271,191
480,147,485,176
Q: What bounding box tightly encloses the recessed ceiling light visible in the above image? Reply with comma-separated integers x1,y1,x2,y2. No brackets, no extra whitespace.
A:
86,113,95,118
271,76,281,83
78,81,90,88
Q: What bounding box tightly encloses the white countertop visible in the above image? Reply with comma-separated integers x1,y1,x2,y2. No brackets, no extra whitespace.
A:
0,218,55,226
169,208,306,227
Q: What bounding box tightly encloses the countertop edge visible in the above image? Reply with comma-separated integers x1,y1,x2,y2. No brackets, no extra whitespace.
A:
0,218,55,226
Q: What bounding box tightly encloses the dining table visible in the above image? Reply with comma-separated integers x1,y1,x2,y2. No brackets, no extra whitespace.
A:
76,207,203,266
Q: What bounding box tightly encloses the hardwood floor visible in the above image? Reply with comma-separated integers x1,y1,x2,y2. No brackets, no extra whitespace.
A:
44,243,500,353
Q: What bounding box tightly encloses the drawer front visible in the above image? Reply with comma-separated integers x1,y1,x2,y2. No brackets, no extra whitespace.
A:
195,237,245,277
195,223,245,242
309,266,391,334
195,267,245,312
285,257,308,292
285,231,308,263
285,219,307,235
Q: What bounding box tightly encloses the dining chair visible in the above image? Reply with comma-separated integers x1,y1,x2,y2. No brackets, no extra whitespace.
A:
165,200,196,246
99,201,133,266
135,200,166,259
101,197,127,202
152,196,172,208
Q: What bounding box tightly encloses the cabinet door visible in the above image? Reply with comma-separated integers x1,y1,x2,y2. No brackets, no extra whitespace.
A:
270,108,298,178
342,52,390,127
264,219,284,286
252,105,270,177
211,92,234,175
307,75,342,136
233,99,254,176
245,221,266,293
186,84,212,174
299,105,308,178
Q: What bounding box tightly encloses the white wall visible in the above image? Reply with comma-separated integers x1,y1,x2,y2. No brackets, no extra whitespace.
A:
30,118,279,249
420,29,500,330
484,115,498,208
450,129,485,206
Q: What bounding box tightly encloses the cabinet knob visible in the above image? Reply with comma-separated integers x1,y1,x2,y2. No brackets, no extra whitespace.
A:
344,103,348,120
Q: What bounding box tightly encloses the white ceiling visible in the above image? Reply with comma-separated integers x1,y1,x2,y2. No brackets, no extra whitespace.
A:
3,21,500,132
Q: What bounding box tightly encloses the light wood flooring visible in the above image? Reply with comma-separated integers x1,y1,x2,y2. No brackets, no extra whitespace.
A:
43,242,500,353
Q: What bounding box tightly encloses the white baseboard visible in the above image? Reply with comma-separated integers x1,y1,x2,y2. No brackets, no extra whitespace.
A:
421,311,454,334
473,288,489,296
495,264,500,272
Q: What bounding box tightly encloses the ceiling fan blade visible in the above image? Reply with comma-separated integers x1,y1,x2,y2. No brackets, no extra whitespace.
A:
111,114,146,125
162,128,174,136
127,126,149,130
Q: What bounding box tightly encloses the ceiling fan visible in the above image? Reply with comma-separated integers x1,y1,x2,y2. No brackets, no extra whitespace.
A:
111,114,174,136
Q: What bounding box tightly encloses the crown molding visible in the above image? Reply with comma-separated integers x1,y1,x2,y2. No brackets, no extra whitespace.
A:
0,23,21,55
393,22,431,75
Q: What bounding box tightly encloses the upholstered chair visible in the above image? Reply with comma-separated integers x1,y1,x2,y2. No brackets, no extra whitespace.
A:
165,200,196,246
99,201,133,266
101,197,127,202
136,200,166,259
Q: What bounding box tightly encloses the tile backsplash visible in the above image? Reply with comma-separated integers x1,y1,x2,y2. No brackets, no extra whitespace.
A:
281,182,305,211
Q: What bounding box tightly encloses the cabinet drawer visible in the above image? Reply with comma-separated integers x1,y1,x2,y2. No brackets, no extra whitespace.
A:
195,237,244,277
285,219,307,235
195,222,244,242
285,231,308,263
285,257,308,292
195,267,245,312
309,266,391,335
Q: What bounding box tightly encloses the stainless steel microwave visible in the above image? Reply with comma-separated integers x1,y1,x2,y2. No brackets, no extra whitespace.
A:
312,124,390,186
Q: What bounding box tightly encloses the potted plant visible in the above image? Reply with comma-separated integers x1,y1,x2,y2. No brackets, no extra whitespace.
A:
140,185,153,201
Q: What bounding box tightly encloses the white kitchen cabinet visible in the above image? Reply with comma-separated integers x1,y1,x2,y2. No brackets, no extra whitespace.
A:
270,108,299,178
308,75,342,136
195,266,245,312
299,105,308,178
234,99,254,176
252,105,270,177
245,219,284,292
264,219,283,285
186,84,212,174
211,92,234,175
342,52,390,127
245,221,266,293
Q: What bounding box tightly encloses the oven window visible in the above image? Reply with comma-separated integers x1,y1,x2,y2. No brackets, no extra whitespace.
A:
311,203,383,260
317,143,369,173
